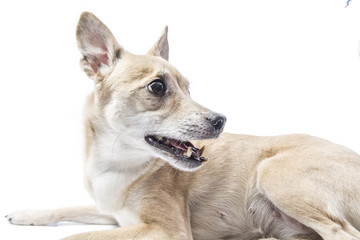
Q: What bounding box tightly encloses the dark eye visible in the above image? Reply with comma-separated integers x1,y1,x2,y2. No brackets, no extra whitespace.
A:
148,80,166,96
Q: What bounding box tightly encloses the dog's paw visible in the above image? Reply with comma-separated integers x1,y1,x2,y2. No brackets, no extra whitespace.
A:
6,209,54,226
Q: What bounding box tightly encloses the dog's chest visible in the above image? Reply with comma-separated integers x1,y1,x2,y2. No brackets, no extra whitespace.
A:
90,170,142,226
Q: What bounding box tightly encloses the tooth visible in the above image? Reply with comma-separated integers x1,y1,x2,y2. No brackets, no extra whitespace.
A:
200,156,208,162
199,146,205,156
184,147,192,158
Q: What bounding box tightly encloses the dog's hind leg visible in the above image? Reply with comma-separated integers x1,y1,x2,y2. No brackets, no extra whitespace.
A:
6,205,117,226
255,191,360,240
275,210,360,240
256,155,360,240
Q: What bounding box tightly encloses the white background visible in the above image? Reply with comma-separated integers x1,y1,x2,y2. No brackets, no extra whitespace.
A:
1,0,359,239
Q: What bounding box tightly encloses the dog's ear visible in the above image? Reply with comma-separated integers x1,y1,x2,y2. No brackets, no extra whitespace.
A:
76,12,122,81
147,26,169,61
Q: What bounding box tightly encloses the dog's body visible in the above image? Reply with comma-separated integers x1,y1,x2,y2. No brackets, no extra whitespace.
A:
6,12,360,240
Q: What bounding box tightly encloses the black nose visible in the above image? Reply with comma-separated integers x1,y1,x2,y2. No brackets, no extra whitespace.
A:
206,113,227,132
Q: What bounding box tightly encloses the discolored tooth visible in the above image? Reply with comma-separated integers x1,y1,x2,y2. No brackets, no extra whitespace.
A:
199,145,205,156
184,147,192,158
200,156,208,162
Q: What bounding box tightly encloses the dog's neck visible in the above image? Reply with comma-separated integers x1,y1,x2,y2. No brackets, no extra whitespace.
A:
84,118,164,213
91,125,154,173
83,93,157,176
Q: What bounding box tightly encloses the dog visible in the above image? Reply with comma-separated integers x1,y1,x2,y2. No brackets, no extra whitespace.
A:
6,12,360,240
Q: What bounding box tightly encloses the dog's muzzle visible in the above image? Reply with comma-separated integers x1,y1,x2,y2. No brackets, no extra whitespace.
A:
144,112,227,171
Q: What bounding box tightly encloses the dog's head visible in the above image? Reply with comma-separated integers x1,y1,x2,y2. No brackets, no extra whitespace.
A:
76,12,226,171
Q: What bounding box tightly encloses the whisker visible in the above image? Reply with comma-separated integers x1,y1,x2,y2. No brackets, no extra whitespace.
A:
111,132,122,161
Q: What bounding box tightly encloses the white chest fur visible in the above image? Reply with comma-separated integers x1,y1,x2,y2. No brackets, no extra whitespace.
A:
84,125,154,226
89,168,143,226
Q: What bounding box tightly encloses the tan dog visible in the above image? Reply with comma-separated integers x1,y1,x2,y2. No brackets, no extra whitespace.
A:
6,12,360,240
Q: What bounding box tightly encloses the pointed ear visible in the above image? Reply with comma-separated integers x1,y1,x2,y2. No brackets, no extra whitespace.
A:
147,26,169,61
76,12,123,81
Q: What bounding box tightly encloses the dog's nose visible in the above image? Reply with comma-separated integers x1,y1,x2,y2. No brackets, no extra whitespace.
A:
206,113,227,132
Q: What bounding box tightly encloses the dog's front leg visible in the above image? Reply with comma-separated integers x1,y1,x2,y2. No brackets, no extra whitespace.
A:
61,223,191,240
6,205,117,226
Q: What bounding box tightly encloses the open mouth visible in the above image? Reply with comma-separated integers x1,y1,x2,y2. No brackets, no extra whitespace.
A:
145,135,208,169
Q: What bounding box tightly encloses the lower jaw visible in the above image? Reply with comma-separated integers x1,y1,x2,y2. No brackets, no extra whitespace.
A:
167,156,204,171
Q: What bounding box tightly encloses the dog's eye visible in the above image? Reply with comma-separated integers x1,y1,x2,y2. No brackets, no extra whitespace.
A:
148,80,166,96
